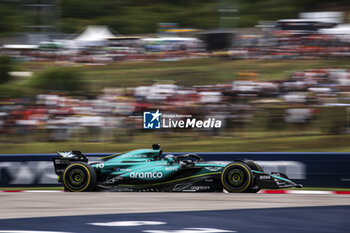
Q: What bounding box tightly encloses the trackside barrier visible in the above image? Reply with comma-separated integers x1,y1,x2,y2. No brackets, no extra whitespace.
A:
0,152,349,188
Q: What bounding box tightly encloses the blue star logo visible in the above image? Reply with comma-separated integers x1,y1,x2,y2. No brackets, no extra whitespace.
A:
143,110,162,129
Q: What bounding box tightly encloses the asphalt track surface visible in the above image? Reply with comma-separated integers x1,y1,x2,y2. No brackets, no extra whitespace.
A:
0,193,349,233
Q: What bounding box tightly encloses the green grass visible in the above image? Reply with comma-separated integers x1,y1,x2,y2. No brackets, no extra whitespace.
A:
12,58,350,93
1,133,350,154
82,59,350,90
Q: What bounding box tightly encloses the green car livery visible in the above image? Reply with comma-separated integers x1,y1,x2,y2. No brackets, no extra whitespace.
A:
53,144,302,192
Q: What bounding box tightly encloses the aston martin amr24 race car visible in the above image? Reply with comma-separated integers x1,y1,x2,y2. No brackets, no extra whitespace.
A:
53,144,302,192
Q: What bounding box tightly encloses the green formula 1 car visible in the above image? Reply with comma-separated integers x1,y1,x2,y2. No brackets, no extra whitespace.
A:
53,144,302,192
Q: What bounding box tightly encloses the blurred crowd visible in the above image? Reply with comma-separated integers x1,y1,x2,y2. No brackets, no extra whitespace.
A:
0,67,349,142
3,34,350,63
2,23,350,63
1,37,206,64
220,34,350,60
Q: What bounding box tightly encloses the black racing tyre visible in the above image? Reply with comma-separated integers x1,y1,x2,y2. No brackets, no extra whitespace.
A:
243,187,260,193
243,160,263,193
221,162,253,193
63,162,96,192
244,159,263,172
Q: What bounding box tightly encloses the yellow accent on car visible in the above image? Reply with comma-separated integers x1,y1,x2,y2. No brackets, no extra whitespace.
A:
63,163,91,192
98,153,121,160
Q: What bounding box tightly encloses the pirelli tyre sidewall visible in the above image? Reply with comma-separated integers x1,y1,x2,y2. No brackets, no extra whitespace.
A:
243,160,262,193
221,162,253,193
63,162,96,192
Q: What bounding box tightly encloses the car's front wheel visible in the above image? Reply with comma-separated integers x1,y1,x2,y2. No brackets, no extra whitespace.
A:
221,162,253,193
243,160,263,193
63,162,96,192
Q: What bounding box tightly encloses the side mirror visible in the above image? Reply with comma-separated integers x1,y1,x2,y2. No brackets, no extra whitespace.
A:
164,154,174,165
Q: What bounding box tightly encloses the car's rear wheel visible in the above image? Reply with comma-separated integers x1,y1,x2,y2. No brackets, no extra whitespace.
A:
63,162,96,192
221,162,253,193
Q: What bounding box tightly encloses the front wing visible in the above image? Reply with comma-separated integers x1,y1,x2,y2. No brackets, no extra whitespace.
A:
254,171,303,189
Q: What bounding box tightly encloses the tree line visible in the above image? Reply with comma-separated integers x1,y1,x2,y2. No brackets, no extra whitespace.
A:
0,0,348,36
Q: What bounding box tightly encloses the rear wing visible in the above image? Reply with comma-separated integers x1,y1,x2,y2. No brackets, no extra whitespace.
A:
53,150,88,178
